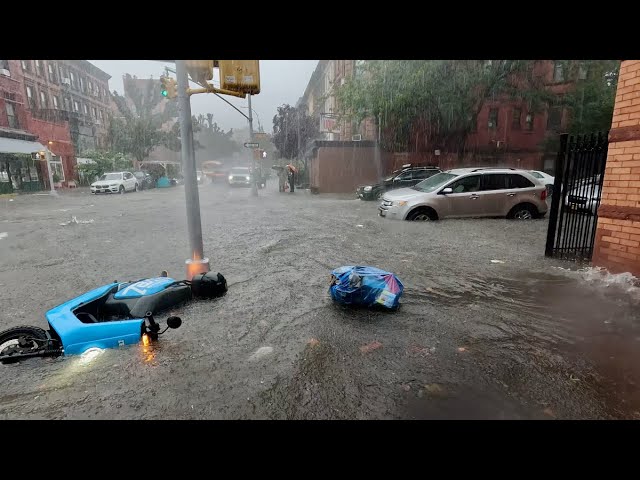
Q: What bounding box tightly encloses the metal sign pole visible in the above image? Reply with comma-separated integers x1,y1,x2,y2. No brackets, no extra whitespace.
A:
248,94,258,197
45,148,58,196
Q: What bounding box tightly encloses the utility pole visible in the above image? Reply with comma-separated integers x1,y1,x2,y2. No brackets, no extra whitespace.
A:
176,60,209,280
45,147,58,196
248,94,258,197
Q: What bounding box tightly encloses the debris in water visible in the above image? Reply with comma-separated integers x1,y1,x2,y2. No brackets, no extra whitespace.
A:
60,215,95,226
360,341,383,354
401,384,411,391
424,383,445,396
569,374,580,382
457,347,467,353
490,259,505,264
356,224,364,228
543,408,556,418
249,346,274,361
9,199,14,202
307,338,320,347
0,232,7,240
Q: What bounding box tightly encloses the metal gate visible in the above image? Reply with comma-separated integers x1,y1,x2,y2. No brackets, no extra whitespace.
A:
545,132,608,260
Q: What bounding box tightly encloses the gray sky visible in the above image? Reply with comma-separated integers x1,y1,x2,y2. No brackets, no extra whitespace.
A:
90,60,318,133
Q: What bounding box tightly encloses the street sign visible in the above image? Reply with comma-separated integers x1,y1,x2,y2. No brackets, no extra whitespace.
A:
244,142,259,148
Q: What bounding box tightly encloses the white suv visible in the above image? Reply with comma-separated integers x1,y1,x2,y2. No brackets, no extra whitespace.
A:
91,172,139,194
379,168,548,221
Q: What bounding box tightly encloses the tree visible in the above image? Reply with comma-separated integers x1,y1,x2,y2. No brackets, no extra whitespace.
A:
272,104,319,160
108,74,201,167
76,150,133,184
193,115,240,164
335,60,555,155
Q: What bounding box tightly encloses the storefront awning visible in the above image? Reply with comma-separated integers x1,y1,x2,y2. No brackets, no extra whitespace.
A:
0,137,47,155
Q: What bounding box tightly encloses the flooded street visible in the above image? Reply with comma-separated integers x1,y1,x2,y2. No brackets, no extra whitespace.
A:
1,183,639,419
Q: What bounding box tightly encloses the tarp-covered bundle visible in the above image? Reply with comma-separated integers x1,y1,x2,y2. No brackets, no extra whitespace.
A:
329,266,404,310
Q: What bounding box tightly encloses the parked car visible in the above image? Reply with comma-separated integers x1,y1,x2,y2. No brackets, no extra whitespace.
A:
90,171,138,194
529,170,555,195
133,171,155,190
356,165,441,200
378,168,548,221
564,174,602,215
228,167,252,187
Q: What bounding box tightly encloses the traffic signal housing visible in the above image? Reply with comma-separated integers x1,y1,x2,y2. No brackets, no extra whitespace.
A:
185,60,214,87
218,60,260,95
160,75,178,99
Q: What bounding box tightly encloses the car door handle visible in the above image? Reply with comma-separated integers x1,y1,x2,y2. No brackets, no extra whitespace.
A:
506,193,516,197
470,195,480,199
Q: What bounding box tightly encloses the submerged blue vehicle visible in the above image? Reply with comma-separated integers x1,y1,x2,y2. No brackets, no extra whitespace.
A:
0,272,227,364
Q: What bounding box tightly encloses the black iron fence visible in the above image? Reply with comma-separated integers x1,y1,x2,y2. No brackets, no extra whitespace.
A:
545,133,608,260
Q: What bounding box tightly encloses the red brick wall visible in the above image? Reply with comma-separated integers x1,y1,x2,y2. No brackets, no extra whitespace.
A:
0,60,30,130
592,60,640,276
27,115,76,186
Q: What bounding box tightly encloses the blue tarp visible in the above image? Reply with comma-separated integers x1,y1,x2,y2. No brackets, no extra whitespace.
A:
329,266,404,310
157,176,171,188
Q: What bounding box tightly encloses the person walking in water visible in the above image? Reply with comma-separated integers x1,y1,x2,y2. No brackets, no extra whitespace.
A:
277,166,287,192
287,164,297,193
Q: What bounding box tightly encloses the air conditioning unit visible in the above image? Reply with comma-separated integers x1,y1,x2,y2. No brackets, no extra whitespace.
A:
352,134,362,141
0,69,10,77
62,78,71,86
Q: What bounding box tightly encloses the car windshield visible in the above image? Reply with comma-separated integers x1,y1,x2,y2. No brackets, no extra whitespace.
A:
530,171,544,179
99,173,121,181
231,168,249,174
411,172,457,192
133,172,144,178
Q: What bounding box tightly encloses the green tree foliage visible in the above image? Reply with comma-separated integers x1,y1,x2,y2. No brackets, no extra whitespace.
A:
336,60,556,153
272,104,319,159
193,115,240,163
77,150,133,183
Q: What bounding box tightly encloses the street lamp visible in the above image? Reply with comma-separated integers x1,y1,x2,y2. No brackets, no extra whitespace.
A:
45,141,58,196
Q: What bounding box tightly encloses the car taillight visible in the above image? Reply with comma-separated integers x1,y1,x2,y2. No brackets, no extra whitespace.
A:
540,189,547,201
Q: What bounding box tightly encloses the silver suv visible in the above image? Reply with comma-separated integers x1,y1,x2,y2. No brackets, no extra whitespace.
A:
378,168,548,221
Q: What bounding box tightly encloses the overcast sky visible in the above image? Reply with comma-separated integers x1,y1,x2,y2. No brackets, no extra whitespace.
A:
89,60,318,133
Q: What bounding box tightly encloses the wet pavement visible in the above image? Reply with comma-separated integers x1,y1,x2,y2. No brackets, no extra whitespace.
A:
1,182,639,419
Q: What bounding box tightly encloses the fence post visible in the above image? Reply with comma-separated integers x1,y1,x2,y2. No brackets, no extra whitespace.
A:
545,133,569,257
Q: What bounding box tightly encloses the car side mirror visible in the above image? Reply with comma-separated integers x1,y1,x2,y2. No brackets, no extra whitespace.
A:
440,187,453,195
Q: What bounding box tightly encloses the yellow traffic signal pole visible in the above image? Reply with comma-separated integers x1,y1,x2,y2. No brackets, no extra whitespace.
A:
175,60,209,280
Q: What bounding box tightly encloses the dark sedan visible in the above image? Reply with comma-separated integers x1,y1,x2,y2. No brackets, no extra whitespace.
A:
356,166,441,200
133,171,155,190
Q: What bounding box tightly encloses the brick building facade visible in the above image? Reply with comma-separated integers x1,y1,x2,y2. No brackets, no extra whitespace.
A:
592,60,640,276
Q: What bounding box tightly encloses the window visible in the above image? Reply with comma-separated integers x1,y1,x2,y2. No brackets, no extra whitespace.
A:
80,77,85,92
26,86,36,109
21,60,31,72
413,169,438,181
395,171,413,181
488,108,498,129
35,60,44,77
553,61,564,82
99,109,104,121
70,72,76,88
53,96,59,109
39,91,47,108
48,62,57,82
91,106,97,118
481,174,508,191
0,59,9,70
83,103,88,115
547,106,562,131
64,97,71,111
6,103,19,129
507,174,534,189
73,100,79,112
525,112,534,131
512,108,521,129
50,160,64,182
449,175,481,193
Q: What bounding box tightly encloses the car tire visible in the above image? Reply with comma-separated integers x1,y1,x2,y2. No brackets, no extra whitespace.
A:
406,207,438,221
376,190,385,200
545,184,553,196
119,185,125,194
508,203,537,220
134,183,139,192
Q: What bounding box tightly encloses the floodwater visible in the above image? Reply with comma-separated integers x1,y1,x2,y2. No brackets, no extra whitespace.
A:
0,181,639,419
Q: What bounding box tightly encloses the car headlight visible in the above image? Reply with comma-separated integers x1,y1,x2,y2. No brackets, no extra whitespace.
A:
228,175,233,180
246,176,251,180
394,200,408,206
363,186,372,192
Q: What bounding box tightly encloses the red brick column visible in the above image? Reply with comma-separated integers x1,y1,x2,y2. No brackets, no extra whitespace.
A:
592,60,640,275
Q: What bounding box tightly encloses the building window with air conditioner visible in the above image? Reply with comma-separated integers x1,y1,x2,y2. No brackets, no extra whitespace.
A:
21,60,31,72
0,60,10,77
26,86,36,109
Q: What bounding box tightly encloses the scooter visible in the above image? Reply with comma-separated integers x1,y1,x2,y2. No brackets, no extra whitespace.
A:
0,271,227,364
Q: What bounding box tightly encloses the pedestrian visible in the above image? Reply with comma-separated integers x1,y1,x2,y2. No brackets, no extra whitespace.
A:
287,164,297,193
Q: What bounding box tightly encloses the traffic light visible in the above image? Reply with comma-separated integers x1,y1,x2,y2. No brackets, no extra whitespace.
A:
160,75,178,99
185,60,214,86
262,150,267,159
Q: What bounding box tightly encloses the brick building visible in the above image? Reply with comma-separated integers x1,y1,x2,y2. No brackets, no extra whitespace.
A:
0,59,111,192
298,60,575,173
592,60,640,276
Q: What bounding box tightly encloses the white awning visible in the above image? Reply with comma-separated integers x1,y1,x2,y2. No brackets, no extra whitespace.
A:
0,137,47,155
